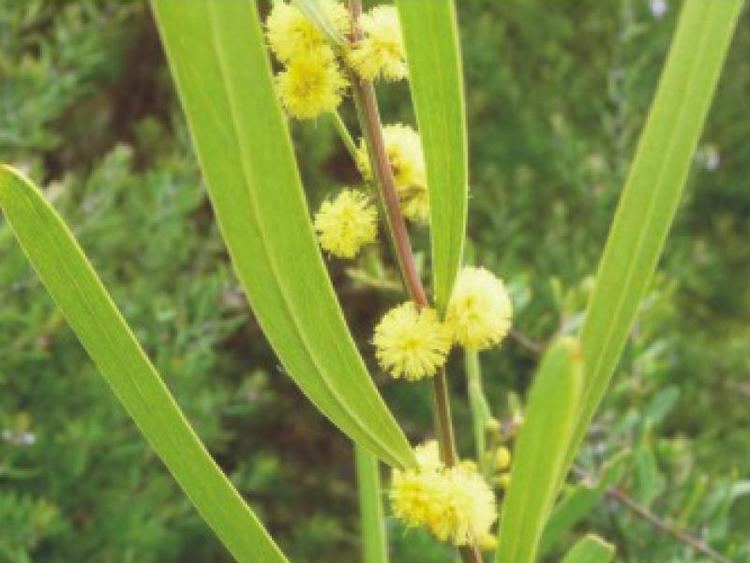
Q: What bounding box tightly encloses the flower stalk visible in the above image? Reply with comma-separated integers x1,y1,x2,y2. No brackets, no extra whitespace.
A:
330,110,358,161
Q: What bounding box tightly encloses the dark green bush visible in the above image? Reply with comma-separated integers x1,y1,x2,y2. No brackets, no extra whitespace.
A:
1,1,748,561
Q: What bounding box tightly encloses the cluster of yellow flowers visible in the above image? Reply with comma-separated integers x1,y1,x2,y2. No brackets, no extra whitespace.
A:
265,2,423,256
313,121,428,256
374,267,513,380
347,5,408,82
317,121,429,255
373,302,451,381
313,189,378,258
265,1,406,120
266,4,516,552
447,267,514,350
266,1,351,119
390,441,497,548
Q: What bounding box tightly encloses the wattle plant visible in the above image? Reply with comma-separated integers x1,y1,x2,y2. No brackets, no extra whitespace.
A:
0,1,742,562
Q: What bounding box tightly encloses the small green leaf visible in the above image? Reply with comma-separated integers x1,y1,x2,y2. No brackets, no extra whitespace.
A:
561,535,615,563
355,444,389,563
0,165,287,563
566,0,743,469
151,0,414,468
496,339,583,563
396,0,467,312
465,349,492,470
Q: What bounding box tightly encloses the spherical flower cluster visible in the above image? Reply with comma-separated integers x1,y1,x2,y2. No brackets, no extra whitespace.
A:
314,189,378,258
276,51,348,120
446,267,513,350
348,6,408,82
356,123,429,222
374,302,451,381
390,441,498,547
265,1,350,119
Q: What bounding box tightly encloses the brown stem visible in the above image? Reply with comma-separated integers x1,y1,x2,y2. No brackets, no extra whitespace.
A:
572,466,731,563
348,67,427,305
607,485,731,563
431,367,458,465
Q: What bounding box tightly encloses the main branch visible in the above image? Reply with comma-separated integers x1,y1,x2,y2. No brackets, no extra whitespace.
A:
346,2,481,562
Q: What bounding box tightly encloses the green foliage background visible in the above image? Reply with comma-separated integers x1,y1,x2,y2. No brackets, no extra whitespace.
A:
1,1,748,561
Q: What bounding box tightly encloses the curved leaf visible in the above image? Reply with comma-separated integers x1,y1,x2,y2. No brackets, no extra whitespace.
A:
561,535,615,563
496,339,583,563
396,0,467,311
151,0,414,468
566,0,743,468
0,165,287,563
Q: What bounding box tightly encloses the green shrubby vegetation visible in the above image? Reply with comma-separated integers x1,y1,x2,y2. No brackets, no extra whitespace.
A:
1,1,748,561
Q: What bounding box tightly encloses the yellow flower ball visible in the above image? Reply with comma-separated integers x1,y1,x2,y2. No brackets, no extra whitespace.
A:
391,465,453,537
374,302,451,381
446,267,513,350
348,5,407,82
314,189,377,259
495,446,511,471
390,442,498,547
276,51,348,120
265,0,350,64
440,466,498,546
414,440,442,471
355,124,429,222
398,184,430,223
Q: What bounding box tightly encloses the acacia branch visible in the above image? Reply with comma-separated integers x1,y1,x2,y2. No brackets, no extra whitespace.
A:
345,3,481,562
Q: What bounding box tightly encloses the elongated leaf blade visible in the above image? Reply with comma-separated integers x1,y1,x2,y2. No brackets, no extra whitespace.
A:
355,444,388,563
566,0,743,468
496,339,583,563
0,165,287,563
561,535,615,563
396,0,467,311
151,0,414,468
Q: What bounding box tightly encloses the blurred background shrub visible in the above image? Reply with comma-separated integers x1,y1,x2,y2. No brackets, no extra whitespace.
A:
1,0,748,561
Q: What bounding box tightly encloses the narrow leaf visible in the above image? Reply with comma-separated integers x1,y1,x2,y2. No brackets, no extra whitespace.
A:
496,339,583,563
151,0,414,468
0,165,287,563
396,0,468,311
566,0,743,469
561,535,615,563
355,444,389,563
465,350,492,470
